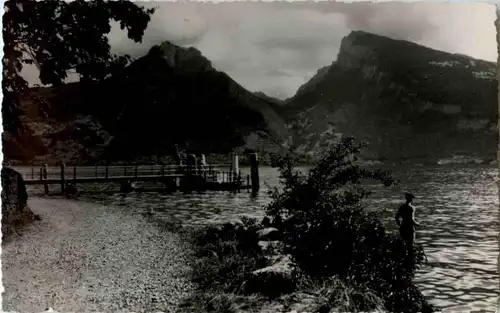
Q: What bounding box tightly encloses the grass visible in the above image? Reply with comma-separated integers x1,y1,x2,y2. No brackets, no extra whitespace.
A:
179,220,387,313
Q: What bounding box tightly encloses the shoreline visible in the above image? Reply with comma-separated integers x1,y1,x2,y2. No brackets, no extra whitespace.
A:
4,162,498,312
5,153,497,168
2,196,194,312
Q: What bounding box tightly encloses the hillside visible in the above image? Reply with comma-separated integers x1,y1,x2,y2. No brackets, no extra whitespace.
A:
4,31,497,165
4,41,288,165
284,31,498,164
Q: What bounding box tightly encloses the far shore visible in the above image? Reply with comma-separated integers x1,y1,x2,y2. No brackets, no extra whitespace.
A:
7,155,498,168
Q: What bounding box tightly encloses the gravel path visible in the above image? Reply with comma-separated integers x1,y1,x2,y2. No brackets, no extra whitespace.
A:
2,197,194,313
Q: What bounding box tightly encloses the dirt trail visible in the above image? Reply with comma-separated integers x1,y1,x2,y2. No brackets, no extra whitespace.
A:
2,197,193,313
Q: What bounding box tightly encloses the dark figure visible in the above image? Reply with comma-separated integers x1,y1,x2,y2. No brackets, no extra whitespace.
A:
174,144,184,166
395,193,420,260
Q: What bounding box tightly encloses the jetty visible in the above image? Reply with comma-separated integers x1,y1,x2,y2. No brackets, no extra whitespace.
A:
11,154,261,194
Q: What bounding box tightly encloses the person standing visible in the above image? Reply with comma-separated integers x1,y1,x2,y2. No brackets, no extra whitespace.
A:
395,193,420,260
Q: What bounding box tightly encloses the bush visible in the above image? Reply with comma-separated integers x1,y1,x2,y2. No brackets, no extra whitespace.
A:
266,137,434,313
307,277,386,312
183,292,239,313
189,220,269,294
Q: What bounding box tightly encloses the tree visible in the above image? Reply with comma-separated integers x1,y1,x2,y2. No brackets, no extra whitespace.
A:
266,137,433,313
2,0,155,132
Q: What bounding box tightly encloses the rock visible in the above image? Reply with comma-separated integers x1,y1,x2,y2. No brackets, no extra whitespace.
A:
282,292,319,313
245,255,296,297
261,216,271,227
1,167,37,235
257,227,280,241
1,167,28,209
222,219,245,231
258,240,283,254
253,255,294,275
286,30,497,163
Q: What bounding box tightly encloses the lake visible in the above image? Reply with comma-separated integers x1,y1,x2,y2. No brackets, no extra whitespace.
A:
30,165,499,311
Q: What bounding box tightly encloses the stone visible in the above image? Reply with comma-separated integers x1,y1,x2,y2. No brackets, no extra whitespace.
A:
1,167,38,234
258,240,283,254
281,292,319,313
245,255,296,297
1,167,28,209
221,219,244,230
256,227,280,241
261,216,271,227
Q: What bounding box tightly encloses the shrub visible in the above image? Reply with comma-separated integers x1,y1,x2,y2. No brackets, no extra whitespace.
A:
189,220,269,294
266,137,434,313
312,277,385,312
183,292,239,313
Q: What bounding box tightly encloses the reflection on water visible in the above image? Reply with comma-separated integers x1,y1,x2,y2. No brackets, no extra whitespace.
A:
33,165,499,310
365,166,499,311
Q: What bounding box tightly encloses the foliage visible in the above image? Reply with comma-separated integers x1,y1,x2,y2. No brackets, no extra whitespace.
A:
295,276,386,312
2,0,155,132
180,220,269,313
189,220,269,294
266,137,434,313
182,292,239,313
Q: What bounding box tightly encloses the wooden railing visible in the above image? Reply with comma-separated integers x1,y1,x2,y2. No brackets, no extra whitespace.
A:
12,163,241,183
9,152,261,194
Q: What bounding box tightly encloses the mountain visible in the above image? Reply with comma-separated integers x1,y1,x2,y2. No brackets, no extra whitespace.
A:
293,65,330,99
6,41,288,165
284,30,498,164
5,31,497,166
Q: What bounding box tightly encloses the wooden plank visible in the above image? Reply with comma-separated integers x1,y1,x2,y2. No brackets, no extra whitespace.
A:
17,164,236,181
24,174,203,185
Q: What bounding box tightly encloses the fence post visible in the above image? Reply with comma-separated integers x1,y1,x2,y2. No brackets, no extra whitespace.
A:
161,164,165,177
135,164,138,178
249,153,260,193
40,168,43,180
187,154,197,176
247,174,250,192
105,165,109,180
124,166,127,176
60,163,65,194
231,154,239,180
237,170,242,191
43,164,49,194
73,167,76,181
31,168,34,179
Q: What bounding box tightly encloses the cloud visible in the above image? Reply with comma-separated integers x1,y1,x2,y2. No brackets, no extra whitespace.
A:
103,1,500,98
108,2,207,57
19,1,497,99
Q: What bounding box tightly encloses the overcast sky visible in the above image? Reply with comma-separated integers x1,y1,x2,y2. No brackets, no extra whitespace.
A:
23,1,497,99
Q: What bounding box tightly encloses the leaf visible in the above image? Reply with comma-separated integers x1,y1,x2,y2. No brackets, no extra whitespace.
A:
2,0,154,133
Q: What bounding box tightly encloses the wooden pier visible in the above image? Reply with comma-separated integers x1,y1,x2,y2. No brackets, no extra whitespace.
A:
11,154,261,195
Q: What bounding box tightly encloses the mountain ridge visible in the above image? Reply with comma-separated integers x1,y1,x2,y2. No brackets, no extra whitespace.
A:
4,30,497,165
6,41,288,164
282,30,497,163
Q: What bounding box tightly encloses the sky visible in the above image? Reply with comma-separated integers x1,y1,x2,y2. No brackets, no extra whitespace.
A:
22,1,498,100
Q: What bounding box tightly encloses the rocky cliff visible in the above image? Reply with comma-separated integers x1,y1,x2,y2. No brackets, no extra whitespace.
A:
284,31,497,163
6,41,288,164
5,31,497,165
